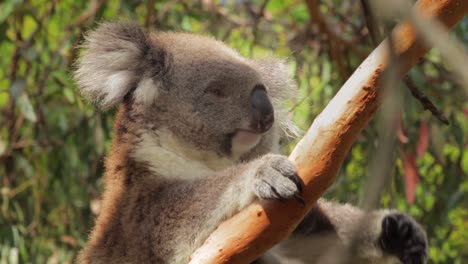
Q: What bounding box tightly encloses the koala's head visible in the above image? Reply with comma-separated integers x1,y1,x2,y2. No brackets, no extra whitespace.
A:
75,22,297,162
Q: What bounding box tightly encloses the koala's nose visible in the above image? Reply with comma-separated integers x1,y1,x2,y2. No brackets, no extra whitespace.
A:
251,84,274,133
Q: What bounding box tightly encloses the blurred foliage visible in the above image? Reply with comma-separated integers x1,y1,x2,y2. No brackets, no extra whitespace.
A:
0,0,467,263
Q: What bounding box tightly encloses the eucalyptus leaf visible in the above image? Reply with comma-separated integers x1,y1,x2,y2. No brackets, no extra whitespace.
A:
9,78,26,98
64,87,75,103
0,0,23,24
16,93,37,122
0,139,5,156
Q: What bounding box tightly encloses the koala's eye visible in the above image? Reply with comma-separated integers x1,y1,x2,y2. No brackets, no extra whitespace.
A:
205,84,227,98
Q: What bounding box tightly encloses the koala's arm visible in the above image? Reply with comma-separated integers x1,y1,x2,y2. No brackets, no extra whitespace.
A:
265,199,428,264
199,154,302,222
162,154,302,262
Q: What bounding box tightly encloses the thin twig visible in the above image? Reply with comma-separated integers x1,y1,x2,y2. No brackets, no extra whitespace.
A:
145,0,156,28
403,76,450,125
305,0,366,79
247,0,269,55
360,0,382,45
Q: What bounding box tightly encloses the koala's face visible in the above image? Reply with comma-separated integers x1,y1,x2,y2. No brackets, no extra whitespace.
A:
152,38,276,157
75,22,296,160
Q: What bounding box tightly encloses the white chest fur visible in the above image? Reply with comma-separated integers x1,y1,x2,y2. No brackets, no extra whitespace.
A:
131,128,235,180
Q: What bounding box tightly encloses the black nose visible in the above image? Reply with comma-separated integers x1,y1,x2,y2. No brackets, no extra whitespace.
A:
251,84,274,133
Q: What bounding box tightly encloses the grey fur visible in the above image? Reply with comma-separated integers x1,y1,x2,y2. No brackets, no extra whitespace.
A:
75,22,427,264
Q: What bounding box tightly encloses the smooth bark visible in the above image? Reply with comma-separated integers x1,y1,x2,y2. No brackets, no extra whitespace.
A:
189,1,468,263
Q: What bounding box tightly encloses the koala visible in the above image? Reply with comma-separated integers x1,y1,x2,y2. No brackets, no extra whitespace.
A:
74,22,428,264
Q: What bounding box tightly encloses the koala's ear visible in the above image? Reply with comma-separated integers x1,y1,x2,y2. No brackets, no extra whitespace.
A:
74,21,165,110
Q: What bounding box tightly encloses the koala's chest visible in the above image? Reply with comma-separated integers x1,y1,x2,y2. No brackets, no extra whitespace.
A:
131,130,234,181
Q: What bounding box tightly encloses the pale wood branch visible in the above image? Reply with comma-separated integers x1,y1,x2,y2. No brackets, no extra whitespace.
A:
189,1,468,263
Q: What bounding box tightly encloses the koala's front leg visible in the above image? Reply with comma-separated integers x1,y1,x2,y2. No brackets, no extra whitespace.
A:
268,199,428,264
210,154,303,220
185,154,303,258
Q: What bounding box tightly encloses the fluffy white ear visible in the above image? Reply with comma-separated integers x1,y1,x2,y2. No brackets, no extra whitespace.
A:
134,78,161,106
74,22,163,110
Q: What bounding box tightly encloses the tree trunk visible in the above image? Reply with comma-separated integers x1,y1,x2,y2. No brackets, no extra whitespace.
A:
189,0,468,263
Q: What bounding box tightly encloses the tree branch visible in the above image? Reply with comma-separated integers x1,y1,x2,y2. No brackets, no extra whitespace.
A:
359,1,450,126
360,0,383,46
189,0,467,263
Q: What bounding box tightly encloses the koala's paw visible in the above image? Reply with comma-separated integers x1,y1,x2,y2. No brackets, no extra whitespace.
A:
380,213,428,264
252,154,304,206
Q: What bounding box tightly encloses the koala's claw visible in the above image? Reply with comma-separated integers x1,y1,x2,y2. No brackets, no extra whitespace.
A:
253,155,304,206
379,213,428,264
293,193,306,208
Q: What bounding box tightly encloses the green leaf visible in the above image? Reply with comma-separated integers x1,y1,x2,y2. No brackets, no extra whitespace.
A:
63,87,75,103
0,139,5,156
8,247,18,264
9,78,26,98
0,0,23,24
181,17,192,31
0,92,9,108
16,93,37,122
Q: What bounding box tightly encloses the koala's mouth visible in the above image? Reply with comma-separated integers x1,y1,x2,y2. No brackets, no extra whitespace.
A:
232,129,263,146
229,117,273,156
